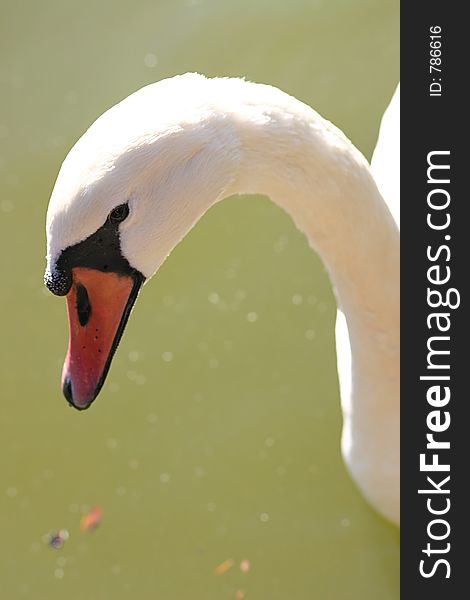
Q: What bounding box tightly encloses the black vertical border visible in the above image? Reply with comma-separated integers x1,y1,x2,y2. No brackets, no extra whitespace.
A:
401,3,466,597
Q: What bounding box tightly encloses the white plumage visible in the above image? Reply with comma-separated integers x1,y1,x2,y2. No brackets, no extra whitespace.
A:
46,74,400,524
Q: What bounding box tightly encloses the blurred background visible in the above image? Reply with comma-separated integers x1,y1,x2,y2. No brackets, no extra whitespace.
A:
0,0,399,598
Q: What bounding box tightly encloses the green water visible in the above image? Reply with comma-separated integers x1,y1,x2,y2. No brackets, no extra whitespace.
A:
0,1,399,598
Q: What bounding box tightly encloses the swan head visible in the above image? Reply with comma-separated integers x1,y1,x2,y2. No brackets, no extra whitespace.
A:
45,74,240,410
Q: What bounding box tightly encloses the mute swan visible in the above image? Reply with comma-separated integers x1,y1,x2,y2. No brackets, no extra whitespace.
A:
45,74,400,525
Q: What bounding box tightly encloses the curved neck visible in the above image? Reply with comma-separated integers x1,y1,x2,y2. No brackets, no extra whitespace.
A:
222,93,399,461
225,95,399,346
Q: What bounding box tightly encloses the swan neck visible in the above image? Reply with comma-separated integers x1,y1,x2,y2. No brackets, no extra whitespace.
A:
227,98,399,322
223,96,400,522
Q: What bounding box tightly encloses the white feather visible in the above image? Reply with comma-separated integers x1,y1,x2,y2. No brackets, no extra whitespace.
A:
46,74,400,524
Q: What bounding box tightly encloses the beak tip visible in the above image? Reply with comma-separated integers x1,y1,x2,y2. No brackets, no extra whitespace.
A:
62,375,94,411
62,376,73,403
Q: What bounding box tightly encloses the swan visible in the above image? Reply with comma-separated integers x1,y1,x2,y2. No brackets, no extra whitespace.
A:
44,74,400,525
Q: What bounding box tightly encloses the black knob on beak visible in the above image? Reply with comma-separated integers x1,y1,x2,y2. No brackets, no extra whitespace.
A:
44,267,72,296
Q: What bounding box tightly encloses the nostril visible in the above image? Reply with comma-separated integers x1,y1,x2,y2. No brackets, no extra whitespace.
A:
63,377,73,404
76,284,92,326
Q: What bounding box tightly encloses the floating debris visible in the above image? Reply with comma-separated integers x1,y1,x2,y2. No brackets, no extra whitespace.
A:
47,529,69,549
80,506,103,531
214,558,234,575
235,590,245,600
240,559,250,573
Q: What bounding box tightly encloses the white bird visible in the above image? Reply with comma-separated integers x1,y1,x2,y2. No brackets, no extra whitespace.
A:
45,74,400,525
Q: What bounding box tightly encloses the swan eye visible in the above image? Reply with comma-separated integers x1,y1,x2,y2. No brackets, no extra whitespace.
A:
109,203,129,224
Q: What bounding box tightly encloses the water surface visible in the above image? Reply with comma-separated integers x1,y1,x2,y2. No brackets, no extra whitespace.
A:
0,1,399,598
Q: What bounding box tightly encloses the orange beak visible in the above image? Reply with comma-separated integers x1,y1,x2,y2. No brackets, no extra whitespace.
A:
61,267,142,410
